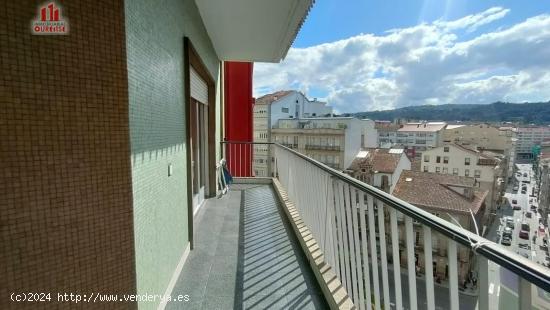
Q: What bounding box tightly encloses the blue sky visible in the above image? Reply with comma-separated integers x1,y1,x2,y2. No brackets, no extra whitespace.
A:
254,0,550,112
295,0,546,48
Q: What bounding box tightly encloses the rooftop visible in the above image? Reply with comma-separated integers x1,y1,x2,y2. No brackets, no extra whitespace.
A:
445,125,465,130
398,122,447,132
375,122,402,131
393,170,488,215
255,90,294,104
348,148,405,174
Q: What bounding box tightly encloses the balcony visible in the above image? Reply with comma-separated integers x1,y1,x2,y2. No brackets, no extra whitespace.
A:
280,142,298,149
220,141,550,310
167,183,327,309
305,145,341,151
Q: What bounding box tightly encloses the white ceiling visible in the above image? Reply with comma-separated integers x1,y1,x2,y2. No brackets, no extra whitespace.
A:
195,0,313,63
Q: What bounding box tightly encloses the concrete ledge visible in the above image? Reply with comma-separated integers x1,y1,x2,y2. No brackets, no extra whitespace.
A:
233,177,272,184
271,178,356,310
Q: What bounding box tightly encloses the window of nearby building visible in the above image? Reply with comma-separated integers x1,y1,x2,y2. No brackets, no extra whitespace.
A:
444,146,449,152
424,166,428,172
436,156,441,163
282,107,289,113
436,167,441,173
442,167,448,174
474,170,481,178
424,155,430,162
453,168,458,175
465,169,470,177
443,156,449,164
465,158,470,165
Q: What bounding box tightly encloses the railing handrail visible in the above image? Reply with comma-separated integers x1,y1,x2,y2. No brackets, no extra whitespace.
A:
222,140,550,292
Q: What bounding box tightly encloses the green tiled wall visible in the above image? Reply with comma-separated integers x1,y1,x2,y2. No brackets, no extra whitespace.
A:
124,0,219,309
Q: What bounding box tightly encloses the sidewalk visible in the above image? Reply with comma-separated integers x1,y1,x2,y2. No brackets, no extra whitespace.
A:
385,261,479,297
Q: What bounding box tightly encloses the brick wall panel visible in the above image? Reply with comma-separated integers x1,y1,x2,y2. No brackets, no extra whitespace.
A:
0,1,136,309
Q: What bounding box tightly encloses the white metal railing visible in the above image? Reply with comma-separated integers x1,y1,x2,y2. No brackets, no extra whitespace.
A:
223,141,550,309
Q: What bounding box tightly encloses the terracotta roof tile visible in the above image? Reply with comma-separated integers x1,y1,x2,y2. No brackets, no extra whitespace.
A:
348,148,403,173
255,90,293,104
393,170,487,215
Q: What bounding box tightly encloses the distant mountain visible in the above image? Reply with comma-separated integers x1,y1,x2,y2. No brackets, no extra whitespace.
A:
351,101,550,124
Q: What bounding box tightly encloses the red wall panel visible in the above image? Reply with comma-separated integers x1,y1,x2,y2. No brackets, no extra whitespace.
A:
224,62,254,176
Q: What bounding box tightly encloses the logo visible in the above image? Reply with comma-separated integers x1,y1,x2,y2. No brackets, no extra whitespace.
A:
32,2,68,35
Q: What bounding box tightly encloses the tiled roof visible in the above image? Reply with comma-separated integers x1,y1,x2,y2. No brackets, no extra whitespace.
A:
451,143,482,156
255,90,293,104
398,123,447,132
451,144,500,165
393,170,488,215
375,123,401,131
348,148,403,173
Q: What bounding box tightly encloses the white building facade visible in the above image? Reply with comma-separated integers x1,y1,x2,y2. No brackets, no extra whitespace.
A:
396,122,447,152
253,91,334,176
272,117,373,170
421,144,505,216
515,126,550,159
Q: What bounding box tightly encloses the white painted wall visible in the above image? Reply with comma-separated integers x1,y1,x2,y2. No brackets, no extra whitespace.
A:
270,91,333,127
390,154,412,193
361,119,378,148
345,119,363,169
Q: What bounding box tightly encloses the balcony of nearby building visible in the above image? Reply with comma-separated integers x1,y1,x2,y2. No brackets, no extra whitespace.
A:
305,145,342,151
219,141,550,310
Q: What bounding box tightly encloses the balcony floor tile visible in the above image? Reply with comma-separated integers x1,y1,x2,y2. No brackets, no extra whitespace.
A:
167,184,328,310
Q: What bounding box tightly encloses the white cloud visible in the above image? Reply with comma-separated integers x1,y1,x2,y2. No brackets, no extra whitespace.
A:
436,7,510,32
254,8,550,113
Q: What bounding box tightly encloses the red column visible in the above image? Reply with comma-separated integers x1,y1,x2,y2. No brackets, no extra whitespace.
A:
224,62,254,177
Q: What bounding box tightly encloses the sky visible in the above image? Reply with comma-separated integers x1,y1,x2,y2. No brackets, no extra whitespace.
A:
253,0,550,113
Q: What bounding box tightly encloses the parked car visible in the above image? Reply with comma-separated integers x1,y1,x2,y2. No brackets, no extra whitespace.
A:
501,236,512,246
503,226,513,238
524,173,528,177
521,189,527,194
518,243,531,251
513,205,521,211
540,225,546,233
513,186,519,191
506,217,515,229
512,199,518,204
531,205,537,212
526,212,532,219
519,223,530,240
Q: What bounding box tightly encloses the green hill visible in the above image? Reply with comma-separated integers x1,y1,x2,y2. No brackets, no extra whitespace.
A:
352,101,550,124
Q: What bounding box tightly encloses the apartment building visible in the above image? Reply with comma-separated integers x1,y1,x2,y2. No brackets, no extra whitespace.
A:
421,144,505,217
443,124,517,177
392,171,488,285
516,126,550,159
272,117,375,170
253,90,333,176
345,148,411,193
396,122,447,152
375,121,401,147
